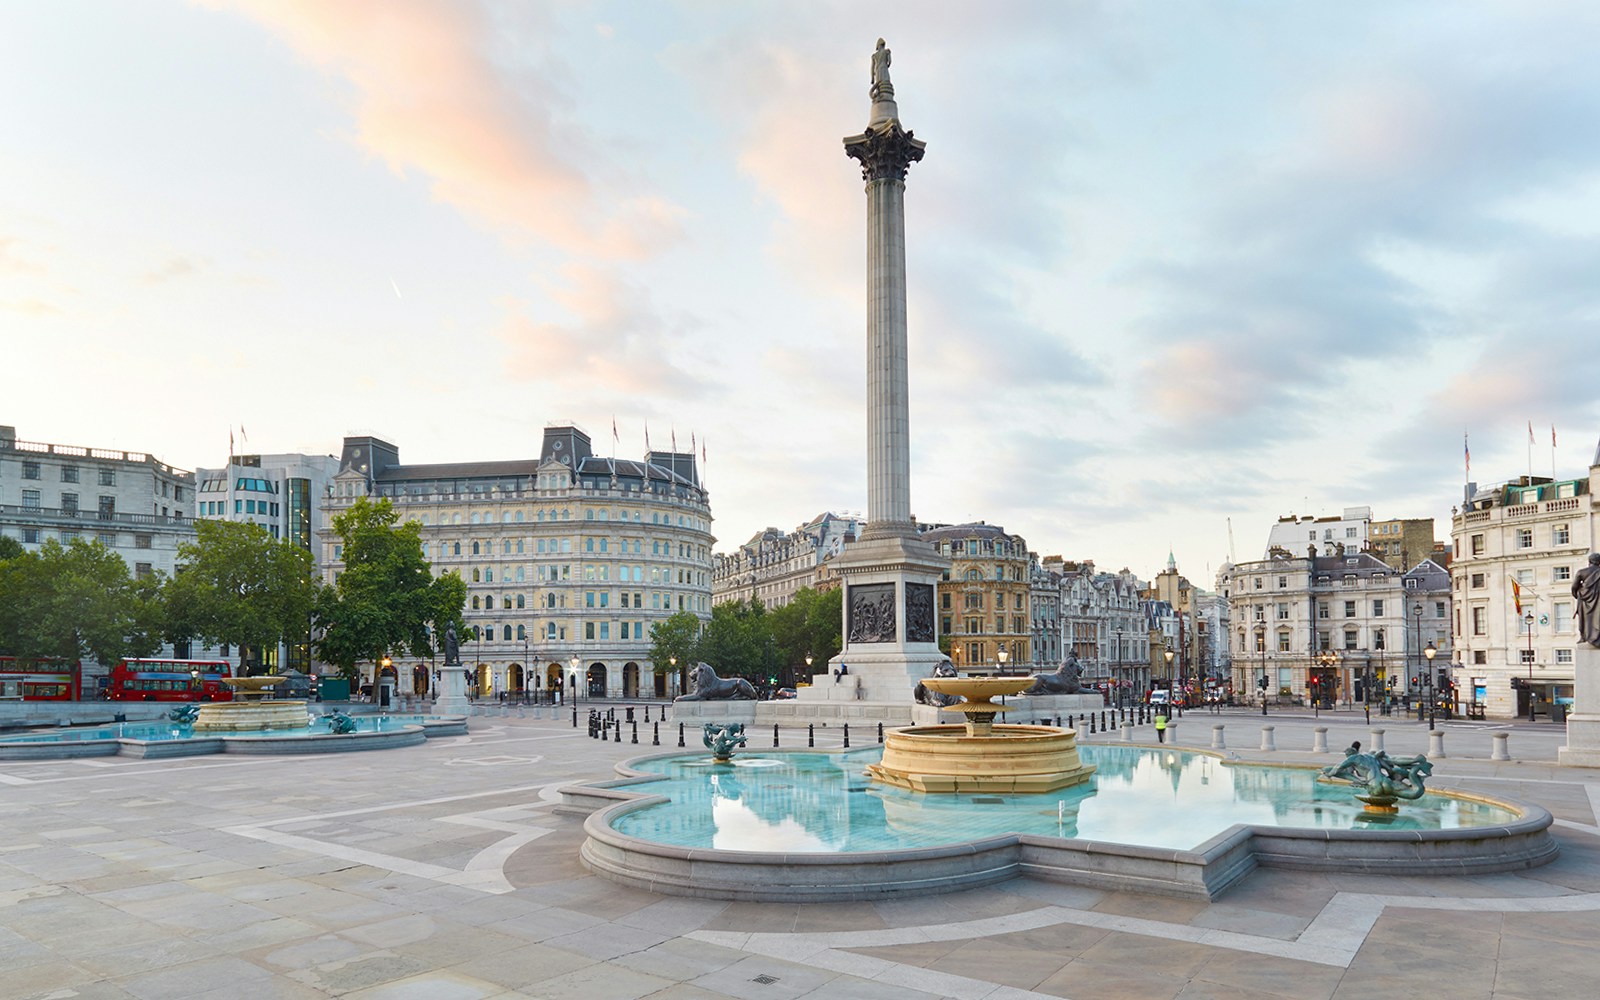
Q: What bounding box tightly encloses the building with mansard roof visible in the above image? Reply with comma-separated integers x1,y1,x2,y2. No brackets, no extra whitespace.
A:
710,510,861,609
320,423,713,700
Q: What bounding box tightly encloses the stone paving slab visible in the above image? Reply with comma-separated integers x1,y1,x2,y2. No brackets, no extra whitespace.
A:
1,709,1598,999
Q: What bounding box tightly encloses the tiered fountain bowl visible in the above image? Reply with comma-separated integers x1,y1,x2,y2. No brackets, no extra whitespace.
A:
193,676,310,733
864,676,1095,794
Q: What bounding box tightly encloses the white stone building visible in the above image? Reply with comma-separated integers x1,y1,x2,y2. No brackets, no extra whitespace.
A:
710,511,861,608
1218,552,1452,708
320,425,713,701
1265,506,1373,558
1450,457,1600,718
194,451,341,674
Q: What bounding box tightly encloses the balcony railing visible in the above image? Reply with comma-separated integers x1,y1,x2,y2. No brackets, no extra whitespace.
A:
0,504,190,529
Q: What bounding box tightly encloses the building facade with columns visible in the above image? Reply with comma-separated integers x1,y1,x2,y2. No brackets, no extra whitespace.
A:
923,523,1029,672
710,511,861,609
1451,461,1599,718
320,425,713,701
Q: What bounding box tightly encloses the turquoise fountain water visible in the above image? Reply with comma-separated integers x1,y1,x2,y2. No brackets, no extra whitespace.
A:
613,744,1519,854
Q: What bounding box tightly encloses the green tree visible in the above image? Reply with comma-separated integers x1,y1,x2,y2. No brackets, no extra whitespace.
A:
164,520,315,672
314,497,466,682
0,539,153,665
648,611,702,676
0,536,23,562
696,598,776,685
767,587,843,687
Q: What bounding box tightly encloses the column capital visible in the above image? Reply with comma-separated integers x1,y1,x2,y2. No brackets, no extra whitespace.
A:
843,121,926,183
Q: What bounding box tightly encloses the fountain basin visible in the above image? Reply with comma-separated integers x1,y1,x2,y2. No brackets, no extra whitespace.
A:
866,724,1094,793
562,745,1557,901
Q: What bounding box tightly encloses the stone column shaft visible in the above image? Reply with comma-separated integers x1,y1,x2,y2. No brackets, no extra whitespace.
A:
866,176,911,533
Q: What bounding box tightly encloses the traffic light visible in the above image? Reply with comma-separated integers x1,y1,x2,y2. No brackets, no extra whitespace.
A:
1258,674,1268,690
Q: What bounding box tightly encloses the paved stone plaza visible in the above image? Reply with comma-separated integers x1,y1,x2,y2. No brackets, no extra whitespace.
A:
3,708,1598,999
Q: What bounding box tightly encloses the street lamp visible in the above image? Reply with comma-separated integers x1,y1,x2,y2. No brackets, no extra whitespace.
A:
804,653,813,687
996,645,1009,674
190,667,200,700
1423,641,1438,729
1410,602,1424,714
380,656,391,711
1523,611,1536,721
570,653,581,706
1163,646,1175,700
1255,622,1267,716
1314,648,1338,719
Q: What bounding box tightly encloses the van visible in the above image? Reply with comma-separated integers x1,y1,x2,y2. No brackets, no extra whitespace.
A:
1148,690,1171,706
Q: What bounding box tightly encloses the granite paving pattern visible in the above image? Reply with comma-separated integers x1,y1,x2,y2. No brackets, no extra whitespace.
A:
1,706,1595,998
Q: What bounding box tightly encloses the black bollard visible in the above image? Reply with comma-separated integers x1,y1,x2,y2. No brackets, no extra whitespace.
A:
631,720,638,744
644,705,651,723
773,723,780,748
1101,710,1107,731
572,705,578,727
1090,713,1096,734
678,722,685,748
877,722,884,744
613,720,621,743
843,723,851,748
652,721,660,746
808,723,815,747
1055,715,1062,728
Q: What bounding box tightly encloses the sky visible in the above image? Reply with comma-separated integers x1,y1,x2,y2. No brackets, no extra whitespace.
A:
5,1,1600,586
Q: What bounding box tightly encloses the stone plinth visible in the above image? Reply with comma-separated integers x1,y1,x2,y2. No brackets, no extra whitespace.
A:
433,666,469,717
1559,645,1600,768
193,700,311,733
865,723,1095,794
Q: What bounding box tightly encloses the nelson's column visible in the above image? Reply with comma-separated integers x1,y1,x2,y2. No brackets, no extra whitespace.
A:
810,39,948,701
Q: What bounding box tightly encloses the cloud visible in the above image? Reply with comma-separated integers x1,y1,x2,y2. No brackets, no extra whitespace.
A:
210,0,685,259
141,255,204,284
495,264,712,397
0,298,61,316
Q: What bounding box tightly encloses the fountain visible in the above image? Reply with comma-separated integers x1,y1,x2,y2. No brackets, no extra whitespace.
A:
1319,745,1434,817
866,676,1094,793
191,676,312,733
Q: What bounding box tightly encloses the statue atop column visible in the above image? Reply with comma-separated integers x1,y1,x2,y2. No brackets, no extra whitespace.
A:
1573,553,1600,647
871,38,892,94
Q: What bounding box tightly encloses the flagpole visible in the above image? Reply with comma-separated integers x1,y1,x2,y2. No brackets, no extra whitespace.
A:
1553,425,1558,481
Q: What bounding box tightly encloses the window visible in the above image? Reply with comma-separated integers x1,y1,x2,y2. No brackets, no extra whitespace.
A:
585,622,595,640
1344,601,1356,618
1520,649,1535,665
1276,602,1289,620
1553,524,1571,546
1555,602,1573,633
1435,601,1446,619
1471,606,1486,635
1516,528,1533,549
503,625,513,641
98,468,115,486
1317,601,1329,619
21,489,40,509
60,465,78,483
22,462,40,480
1344,630,1358,650
1372,599,1384,617
22,528,40,544
1557,648,1573,664
1373,628,1385,650
516,624,526,640
1346,526,1357,538
1277,576,1287,588
1556,565,1573,582
1470,573,1485,588
1277,631,1291,653
1317,630,1330,650
1253,577,1263,590
135,534,152,549
134,562,152,579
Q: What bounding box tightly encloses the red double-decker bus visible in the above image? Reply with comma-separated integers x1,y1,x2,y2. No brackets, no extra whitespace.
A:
107,659,235,702
0,657,81,701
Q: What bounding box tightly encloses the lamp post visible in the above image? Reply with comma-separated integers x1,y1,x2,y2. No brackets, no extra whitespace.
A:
997,645,1009,674
190,667,200,700
1523,611,1536,721
1314,648,1337,720
1114,628,1124,707
1163,646,1175,707
668,655,677,700
1424,641,1437,729
804,653,813,686
1410,601,1424,715
1255,622,1267,716
570,653,581,706
380,655,391,711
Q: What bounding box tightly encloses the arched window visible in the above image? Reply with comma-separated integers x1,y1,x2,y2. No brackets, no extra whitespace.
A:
503,540,511,554
966,569,981,581
471,596,480,609
470,513,479,525
599,538,608,553
503,625,513,641
472,625,481,640
452,513,461,524
472,569,480,582
502,597,511,610
585,509,594,520
537,510,545,522
516,539,524,554
562,508,570,520
485,568,494,583
516,624,526,640
515,510,524,523
516,594,525,609
515,566,525,582
420,515,429,526
503,512,512,523
472,541,480,555
453,542,461,556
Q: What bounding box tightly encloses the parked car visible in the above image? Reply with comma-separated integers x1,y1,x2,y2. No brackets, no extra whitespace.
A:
772,688,797,700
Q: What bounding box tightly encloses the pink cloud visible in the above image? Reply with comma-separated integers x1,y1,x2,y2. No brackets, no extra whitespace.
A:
495,264,710,396
211,0,683,259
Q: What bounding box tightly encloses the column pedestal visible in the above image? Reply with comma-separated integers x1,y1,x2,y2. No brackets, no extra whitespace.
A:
1559,645,1600,767
433,667,470,717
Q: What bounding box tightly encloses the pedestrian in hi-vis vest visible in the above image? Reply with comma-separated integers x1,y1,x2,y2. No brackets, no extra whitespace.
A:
1155,713,1167,743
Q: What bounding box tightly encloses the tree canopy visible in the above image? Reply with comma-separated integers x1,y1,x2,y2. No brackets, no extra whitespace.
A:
648,611,701,674
165,519,314,670
0,538,164,664
313,497,466,680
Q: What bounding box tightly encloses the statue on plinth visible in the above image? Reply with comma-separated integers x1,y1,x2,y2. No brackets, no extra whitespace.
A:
443,623,460,665
1025,652,1084,695
1573,553,1600,648
675,662,757,701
